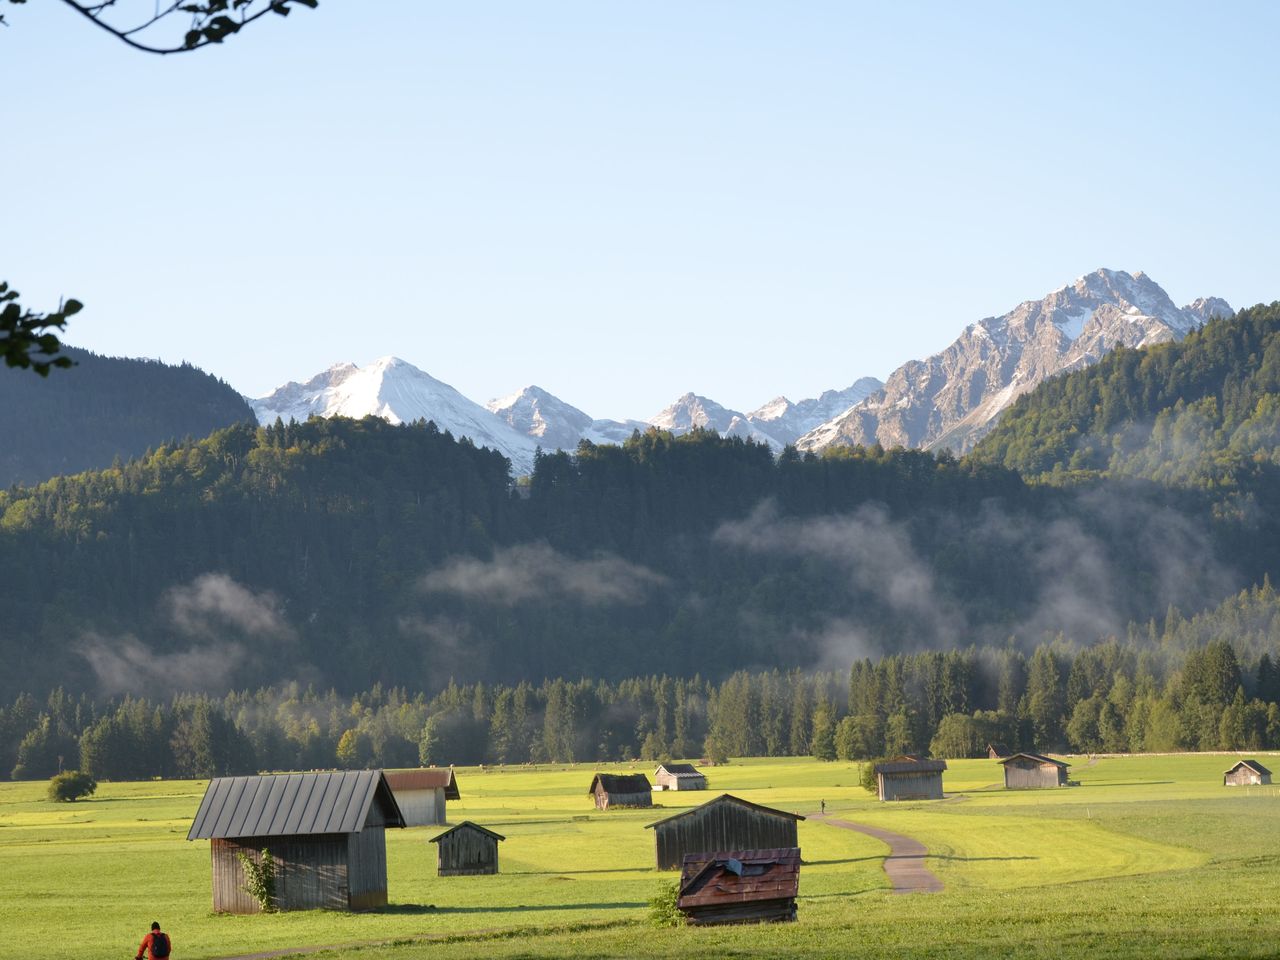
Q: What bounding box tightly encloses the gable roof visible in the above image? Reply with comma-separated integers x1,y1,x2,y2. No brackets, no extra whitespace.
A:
645,793,806,829
678,847,800,906
588,773,652,795
874,759,948,775
998,752,1071,768
187,770,405,841
385,768,461,800
1224,759,1272,776
986,742,1010,756
656,763,704,777
429,820,506,843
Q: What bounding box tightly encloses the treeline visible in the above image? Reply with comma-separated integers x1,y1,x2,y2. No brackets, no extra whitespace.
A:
5,618,1279,781
0,346,255,488
2,415,1269,700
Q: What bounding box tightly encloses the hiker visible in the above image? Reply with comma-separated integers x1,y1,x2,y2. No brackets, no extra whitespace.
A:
135,921,171,960
820,798,825,815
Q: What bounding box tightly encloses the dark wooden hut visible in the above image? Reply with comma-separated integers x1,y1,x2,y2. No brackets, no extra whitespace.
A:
874,758,947,801
384,768,460,826
1223,759,1272,786
187,770,405,913
588,773,652,810
429,821,505,876
654,763,708,792
999,752,1070,789
645,793,805,870
986,742,1011,759
677,848,800,925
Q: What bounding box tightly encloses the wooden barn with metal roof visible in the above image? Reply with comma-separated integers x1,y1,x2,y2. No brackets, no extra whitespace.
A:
998,752,1070,789
654,763,708,792
588,773,652,810
384,768,460,826
677,847,801,925
646,794,804,870
187,770,405,913
1224,759,1272,786
873,758,947,801
430,821,505,876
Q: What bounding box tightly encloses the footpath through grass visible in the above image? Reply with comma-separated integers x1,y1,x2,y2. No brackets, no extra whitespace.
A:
1,754,1277,960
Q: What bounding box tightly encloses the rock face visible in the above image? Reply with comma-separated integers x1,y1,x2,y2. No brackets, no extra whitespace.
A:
251,356,541,473
746,378,883,445
796,269,1232,455
486,386,594,453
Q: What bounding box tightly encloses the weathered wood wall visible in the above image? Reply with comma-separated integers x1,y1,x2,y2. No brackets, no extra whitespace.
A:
396,788,447,826
878,771,944,801
653,805,798,870
655,772,707,791
594,786,651,810
211,835,350,913
347,828,389,909
1003,761,1066,789
436,830,500,876
1224,768,1269,786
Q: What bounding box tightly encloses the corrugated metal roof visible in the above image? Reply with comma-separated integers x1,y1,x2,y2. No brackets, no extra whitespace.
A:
385,768,461,799
874,759,948,775
997,752,1070,768
430,820,506,843
645,793,805,829
588,773,652,795
186,770,405,840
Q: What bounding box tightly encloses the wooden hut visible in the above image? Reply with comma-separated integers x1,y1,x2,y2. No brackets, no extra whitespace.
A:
645,793,804,870
429,821,505,876
873,758,947,801
677,848,800,925
986,742,1011,759
999,752,1070,789
588,773,652,810
654,763,708,792
1223,759,1272,786
187,770,405,913
384,768,460,826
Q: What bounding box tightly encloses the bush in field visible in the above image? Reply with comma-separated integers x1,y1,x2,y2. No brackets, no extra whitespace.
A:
648,879,684,928
860,760,883,794
47,770,97,802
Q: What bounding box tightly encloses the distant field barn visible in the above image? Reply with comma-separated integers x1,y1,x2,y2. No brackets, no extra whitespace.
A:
874,759,947,801
430,821,505,876
654,763,707,791
677,847,800,925
646,794,804,870
1000,753,1070,789
1224,760,1272,786
384,768,460,826
588,773,652,810
187,770,405,913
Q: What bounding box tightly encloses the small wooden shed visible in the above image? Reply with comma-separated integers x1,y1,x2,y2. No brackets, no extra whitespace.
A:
677,848,800,925
384,768,460,826
429,821,505,876
986,742,1011,759
187,770,405,913
874,758,947,801
999,752,1070,789
645,793,805,870
1224,759,1272,786
588,773,652,810
654,763,708,791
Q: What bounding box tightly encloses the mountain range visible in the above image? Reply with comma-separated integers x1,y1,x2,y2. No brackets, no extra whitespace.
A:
249,269,1231,471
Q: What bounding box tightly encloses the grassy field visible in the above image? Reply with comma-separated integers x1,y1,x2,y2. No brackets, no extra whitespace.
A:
2,754,1278,959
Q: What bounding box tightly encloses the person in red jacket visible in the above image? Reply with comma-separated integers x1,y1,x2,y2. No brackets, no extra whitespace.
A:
136,921,171,960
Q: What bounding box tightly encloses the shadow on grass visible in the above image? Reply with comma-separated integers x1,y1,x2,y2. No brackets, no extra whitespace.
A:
519,867,651,876
381,902,645,916
803,856,884,866
929,855,1037,863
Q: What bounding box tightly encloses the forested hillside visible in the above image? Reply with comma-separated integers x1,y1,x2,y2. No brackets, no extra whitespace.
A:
970,301,1280,502
0,416,1273,701
0,346,255,487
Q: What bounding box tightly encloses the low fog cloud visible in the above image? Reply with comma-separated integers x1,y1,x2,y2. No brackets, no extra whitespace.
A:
420,543,668,606
80,573,297,695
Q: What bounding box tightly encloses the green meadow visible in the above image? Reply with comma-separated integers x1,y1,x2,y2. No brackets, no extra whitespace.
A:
2,755,1278,960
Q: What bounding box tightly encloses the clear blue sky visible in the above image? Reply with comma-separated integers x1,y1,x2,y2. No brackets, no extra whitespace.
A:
5,2,1277,419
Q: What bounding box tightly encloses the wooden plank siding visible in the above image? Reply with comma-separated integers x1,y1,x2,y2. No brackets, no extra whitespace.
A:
648,795,802,871
877,770,944,801
211,835,351,913
347,827,389,909
434,827,501,876
394,787,448,826
1002,758,1069,789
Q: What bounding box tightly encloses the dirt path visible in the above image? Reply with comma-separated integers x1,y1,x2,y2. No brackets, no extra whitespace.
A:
811,813,943,894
